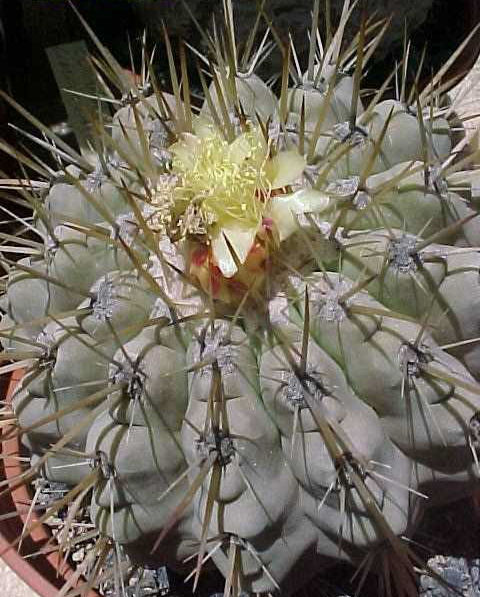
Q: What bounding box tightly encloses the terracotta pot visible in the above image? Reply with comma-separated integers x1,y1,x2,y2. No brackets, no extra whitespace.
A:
0,370,99,597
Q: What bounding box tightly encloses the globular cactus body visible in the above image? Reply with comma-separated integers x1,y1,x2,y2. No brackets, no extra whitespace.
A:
2,2,480,595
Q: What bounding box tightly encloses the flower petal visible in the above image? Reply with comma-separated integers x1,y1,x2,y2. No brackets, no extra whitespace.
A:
211,229,238,278
267,150,307,189
169,133,200,169
223,226,258,265
268,201,296,242
228,133,254,164
269,188,331,241
193,117,216,139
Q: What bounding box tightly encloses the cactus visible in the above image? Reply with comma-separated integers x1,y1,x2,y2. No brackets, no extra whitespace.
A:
1,1,480,595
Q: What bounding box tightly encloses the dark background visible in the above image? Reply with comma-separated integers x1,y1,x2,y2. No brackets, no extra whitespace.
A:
0,0,479,131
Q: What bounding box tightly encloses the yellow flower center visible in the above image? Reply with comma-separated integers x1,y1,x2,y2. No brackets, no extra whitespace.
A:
172,129,268,234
